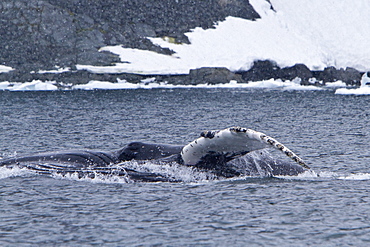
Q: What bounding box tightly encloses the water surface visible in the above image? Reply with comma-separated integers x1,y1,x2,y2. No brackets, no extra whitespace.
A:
1,88,370,246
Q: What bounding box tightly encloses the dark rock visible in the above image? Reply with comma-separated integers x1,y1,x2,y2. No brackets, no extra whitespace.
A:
0,69,148,85
0,0,260,75
153,74,189,85
239,61,363,86
240,60,313,83
278,64,312,82
189,67,245,85
239,60,279,82
0,66,247,87
312,67,362,85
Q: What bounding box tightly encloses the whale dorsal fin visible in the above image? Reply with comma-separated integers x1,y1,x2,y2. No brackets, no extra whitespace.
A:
181,127,310,169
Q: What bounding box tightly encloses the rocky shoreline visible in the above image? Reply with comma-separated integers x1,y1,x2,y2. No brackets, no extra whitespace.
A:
0,0,365,86
0,62,364,87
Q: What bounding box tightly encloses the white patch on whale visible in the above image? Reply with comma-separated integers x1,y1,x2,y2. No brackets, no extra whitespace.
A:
181,127,310,169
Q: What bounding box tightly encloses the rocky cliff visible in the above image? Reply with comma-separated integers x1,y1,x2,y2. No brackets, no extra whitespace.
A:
1,0,257,70
0,0,364,85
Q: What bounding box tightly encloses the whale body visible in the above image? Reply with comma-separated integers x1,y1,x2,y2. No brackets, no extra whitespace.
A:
0,127,310,182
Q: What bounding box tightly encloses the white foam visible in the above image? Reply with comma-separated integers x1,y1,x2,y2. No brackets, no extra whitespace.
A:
51,171,133,184
274,170,319,180
337,173,370,180
46,160,216,184
0,166,31,180
291,171,370,181
118,161,216,183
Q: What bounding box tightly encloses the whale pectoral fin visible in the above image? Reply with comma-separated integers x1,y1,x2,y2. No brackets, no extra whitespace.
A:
181,127,310,169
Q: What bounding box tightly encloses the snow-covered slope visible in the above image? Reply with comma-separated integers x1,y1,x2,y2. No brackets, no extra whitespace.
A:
270,0,370,72
77,0,370,75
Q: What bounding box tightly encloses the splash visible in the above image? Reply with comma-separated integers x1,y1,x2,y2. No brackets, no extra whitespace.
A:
118,160,217,183
47,160,218,183
337,173,370,181
3,160,370,183
50,170,133,184
0,166,32,179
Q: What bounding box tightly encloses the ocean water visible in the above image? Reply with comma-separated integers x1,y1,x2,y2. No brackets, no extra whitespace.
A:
1,88,370,246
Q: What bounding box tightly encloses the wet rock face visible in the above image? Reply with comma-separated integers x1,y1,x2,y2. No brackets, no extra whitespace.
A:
0,0,259,72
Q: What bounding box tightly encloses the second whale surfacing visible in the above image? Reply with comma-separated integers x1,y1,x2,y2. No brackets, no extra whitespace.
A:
0,127,313,182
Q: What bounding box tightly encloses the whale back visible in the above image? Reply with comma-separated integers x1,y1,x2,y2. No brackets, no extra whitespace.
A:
117,142,183,162
0,150,119,168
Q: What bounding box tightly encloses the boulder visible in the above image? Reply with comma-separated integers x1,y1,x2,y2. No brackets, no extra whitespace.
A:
189,67,245,85
278,64,312,83
239,60,313,83
312,67,362,85
240,60,280,82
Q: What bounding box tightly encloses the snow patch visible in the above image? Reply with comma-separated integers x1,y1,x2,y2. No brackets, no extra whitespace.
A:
72,78,323,90
0,65,13,73
335,87,370,96
0,80,58,91
76,0,370,75
1,78,325,91
36,66,71,74
325,81,347,88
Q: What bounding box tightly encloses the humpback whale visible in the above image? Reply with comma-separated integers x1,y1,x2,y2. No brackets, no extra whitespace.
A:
0,127,311,182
